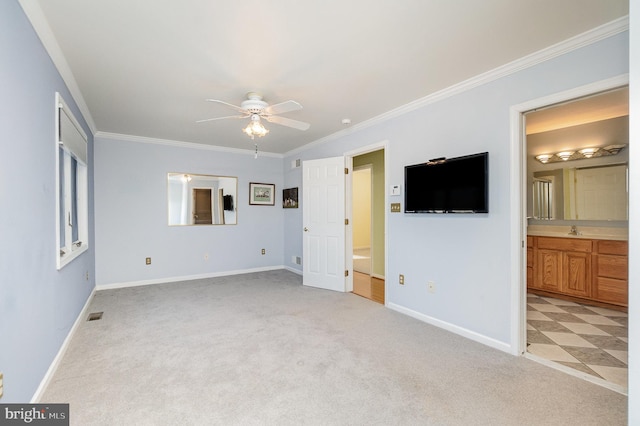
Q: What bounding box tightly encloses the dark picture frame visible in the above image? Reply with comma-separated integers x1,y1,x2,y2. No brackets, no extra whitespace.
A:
283,187,299,208
249,182,275,205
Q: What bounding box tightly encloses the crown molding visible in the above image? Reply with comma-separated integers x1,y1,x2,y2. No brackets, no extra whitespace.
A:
18,0,97,135
285,16,629,158
95,131,283,158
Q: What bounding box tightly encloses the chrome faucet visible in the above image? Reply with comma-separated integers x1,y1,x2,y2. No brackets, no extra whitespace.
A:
568,225,579,236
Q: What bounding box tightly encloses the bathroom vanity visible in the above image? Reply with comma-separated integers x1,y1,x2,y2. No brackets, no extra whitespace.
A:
527,226,628,310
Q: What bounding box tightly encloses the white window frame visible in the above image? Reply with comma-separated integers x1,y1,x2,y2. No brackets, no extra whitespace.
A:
55,93,89,270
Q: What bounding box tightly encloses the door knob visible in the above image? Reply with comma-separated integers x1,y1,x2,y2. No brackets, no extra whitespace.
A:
304,227,309,232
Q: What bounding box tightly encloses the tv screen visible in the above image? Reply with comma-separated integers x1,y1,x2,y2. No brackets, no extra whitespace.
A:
404,152,488,213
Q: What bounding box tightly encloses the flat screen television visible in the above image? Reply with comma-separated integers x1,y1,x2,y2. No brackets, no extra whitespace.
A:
404,152,488,213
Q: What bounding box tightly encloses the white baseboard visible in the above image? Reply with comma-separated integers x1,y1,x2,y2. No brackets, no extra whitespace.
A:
284,266,303,276
386,302,512,354
96,265,287,291
31,288,97,403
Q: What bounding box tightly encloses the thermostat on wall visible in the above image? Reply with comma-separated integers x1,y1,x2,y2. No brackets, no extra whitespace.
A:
390,184,401,196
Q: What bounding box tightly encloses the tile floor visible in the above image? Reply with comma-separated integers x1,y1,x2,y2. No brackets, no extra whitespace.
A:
527,293,628,389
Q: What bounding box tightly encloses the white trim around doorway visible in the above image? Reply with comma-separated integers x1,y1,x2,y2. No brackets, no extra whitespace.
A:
344,140,389,304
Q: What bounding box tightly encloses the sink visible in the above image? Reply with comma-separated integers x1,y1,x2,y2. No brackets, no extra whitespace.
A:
527,225,628,241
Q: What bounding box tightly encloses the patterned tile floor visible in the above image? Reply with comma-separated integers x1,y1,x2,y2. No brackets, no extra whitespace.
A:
527,293,628,389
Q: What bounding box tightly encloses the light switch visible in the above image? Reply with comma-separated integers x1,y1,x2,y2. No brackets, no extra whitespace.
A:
390,203,401,212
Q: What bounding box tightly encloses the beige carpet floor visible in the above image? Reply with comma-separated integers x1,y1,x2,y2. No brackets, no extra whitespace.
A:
41,270,627,425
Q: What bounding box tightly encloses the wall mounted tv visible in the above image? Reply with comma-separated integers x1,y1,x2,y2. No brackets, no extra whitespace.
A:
404,152,488,213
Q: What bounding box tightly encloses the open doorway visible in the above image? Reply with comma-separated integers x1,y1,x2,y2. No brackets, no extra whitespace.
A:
517,81,629,392
353,165,372,275
349,147,386,304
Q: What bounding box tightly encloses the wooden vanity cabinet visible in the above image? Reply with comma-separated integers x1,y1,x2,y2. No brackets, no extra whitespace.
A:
526,237,534,288
527,236,627,309
592,240,628,306
533,237,591,298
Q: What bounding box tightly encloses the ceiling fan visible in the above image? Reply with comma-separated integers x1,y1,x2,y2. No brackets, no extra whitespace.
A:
197,92,310,139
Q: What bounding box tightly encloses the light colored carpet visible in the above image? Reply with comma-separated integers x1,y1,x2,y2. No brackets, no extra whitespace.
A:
41,270,627,425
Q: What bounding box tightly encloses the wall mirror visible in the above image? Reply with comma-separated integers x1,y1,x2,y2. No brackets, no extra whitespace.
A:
168,173,237,225
527,86,629,223
532,163,628,221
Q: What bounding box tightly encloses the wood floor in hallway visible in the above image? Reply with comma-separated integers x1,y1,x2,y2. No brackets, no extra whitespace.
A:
353,271,384,304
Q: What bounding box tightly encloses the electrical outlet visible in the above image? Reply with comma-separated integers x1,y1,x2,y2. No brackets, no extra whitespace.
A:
428,281,436,293
85,271,89,281
399,274,405,285
261,248,266,255
145,257,151,265
204,253,209,261
0,372,4,398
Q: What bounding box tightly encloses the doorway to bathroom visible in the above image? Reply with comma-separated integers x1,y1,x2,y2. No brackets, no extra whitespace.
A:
516,78,629,393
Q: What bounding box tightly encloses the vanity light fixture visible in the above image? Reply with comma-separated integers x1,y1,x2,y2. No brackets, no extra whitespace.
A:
579,147,599,158
604,144,625,155
556,151,574,161
534,144,626,164
535,154,553,164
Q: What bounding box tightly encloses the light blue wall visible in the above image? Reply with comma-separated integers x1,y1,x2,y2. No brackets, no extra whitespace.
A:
94,137,285,286
0,0,95,402
284,32,629,346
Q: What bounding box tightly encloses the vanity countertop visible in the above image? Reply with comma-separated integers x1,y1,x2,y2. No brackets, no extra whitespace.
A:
527,225,628,241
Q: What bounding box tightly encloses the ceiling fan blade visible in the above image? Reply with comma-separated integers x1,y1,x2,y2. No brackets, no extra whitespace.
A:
264,100,303,115
264,115,310,131
196,114,248,123
205,99,246,113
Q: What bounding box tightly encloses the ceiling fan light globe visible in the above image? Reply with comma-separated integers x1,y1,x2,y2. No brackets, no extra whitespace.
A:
243,119,269,139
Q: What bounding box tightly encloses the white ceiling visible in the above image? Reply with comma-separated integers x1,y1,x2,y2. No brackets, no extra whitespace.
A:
25,0,629,155
526,87,629,156
526,87,629,135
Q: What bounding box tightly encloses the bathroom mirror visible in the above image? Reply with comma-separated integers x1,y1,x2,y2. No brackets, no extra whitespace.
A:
168,173,237,225
532,163,628,221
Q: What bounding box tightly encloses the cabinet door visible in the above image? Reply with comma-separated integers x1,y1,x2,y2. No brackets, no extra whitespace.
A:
562,251,591,297
593,277,627,306
593,241,628,306
597,254,628,280
535,249,562,292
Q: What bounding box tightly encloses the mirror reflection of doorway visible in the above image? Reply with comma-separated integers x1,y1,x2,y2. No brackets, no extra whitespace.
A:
193,188,213,224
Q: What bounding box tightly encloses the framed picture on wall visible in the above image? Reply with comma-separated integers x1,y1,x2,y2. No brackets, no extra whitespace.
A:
283,187,298,208
249,182,275,205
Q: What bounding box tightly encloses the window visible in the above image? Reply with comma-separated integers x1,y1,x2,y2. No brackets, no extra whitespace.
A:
56,93,88,269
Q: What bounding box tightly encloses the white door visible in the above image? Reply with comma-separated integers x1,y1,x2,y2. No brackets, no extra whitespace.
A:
303,157,346,292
